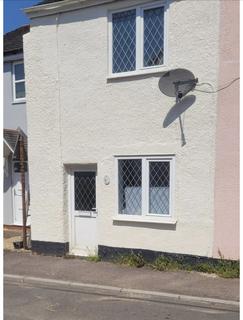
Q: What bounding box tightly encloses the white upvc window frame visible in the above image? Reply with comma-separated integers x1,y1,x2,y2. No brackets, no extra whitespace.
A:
12,60,26,103
114,155,175,224
108,0,169,78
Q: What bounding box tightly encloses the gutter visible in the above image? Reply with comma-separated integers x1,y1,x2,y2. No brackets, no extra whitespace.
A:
24,0,121,19
4,52,24,62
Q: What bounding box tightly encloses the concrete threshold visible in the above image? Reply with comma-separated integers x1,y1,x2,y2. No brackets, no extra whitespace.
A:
4,274,239,313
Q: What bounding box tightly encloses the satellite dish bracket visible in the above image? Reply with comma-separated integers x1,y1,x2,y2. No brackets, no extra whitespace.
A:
173,78,198,100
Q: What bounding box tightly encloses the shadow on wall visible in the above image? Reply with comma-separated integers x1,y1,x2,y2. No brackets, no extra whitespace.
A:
113,220,176,231
163,95,196,128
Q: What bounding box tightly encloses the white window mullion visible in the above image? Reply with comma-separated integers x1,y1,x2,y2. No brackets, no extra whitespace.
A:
169,160,172,215
141,158,147,216
15,80,25,84
12,64,16,101
145,159,150,215
169,158,175,216
115,158,119,214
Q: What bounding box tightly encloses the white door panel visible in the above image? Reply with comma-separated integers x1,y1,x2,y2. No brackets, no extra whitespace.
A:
12,165,29,226
70,170,97,256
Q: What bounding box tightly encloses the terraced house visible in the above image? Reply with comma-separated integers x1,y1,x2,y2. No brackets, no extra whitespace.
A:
23,0,239,261
4,26,30,228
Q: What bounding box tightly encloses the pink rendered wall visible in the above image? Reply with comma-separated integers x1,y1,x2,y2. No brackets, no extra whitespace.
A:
213,0,239,259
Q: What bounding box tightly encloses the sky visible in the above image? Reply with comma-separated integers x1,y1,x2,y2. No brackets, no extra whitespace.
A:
4,0,40,34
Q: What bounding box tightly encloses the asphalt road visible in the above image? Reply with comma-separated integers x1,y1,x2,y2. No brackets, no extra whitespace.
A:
4,283,239,320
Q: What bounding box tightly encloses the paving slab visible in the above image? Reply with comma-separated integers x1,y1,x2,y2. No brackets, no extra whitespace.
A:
4,251,239,302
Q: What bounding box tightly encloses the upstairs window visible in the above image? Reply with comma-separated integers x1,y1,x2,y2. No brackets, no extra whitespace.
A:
13,61,25,102
112,9,136,73
143,6,164,67
109,2,167,75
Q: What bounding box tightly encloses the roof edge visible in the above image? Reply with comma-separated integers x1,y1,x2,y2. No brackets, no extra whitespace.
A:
4,48,23,56
25,0,120,19
3,139,14,153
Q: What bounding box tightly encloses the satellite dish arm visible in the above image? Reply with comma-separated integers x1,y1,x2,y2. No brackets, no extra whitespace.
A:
173,78,198,100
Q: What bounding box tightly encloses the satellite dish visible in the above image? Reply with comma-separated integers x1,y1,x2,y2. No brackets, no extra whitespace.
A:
159,69,198,99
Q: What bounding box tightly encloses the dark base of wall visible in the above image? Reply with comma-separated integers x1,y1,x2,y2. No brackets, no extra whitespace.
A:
98,245,223,265
31,241,69,257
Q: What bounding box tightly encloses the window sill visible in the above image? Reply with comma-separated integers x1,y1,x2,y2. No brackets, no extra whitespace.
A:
113,215,177,225
107,66,168,80
12,99,26,105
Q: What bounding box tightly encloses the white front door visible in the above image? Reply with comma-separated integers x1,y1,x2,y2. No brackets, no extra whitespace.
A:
70,170,97,256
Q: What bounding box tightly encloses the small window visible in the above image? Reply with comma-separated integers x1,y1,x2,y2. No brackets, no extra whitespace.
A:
74,171,96,211
118,159,142,214
117,156,174,217
149,161,169,215
112,9,136,73
13,61,25,102
110,2,167,75
143,7,164,67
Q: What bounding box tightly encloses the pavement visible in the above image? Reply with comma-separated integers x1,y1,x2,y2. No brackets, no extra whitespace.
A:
5,282,239,320
4,250,239,312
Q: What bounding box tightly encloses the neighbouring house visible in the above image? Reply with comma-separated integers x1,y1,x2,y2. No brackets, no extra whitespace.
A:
23,0,239,260
3,26,30,227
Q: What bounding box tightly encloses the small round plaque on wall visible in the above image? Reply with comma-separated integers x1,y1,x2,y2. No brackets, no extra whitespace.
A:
104,175,110,185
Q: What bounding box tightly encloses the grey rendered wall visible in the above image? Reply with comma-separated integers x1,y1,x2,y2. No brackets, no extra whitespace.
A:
4,53,28,225
4,54,27,134
3,156,13,225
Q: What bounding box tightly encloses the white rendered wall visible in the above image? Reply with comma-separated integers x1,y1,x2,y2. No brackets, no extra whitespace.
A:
24,0,220,256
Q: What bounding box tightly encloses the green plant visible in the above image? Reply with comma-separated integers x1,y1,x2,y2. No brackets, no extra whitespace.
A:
215,259,239,278
86,254,101,262
83,249,239,278
116,252,145,268
192,263,215,274
151,256,181,271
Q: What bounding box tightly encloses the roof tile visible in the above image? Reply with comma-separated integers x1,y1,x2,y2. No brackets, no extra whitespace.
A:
4,25,30,55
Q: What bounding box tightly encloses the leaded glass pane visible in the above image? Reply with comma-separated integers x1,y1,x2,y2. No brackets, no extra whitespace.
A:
149,161,170,215
112,9,136,73
118,159,142,215
15,82,25,99
74,172,96,211
144,6,164,67
14,63,25,81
